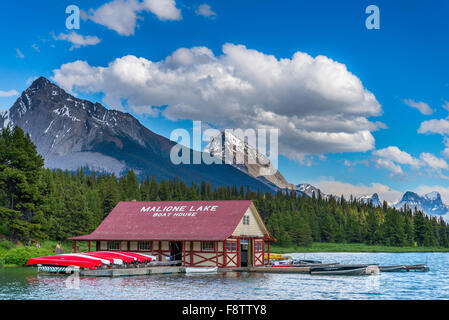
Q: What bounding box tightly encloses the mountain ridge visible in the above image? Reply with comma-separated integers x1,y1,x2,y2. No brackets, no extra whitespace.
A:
0,77,276,192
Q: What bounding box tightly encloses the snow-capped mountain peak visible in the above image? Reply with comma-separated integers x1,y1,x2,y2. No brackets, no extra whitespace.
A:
394,191,449,217
205,130,296,190
357,193,381,206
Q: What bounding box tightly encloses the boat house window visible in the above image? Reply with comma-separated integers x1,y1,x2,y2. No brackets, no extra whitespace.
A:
109,240,120,250
243,216,250,225
139,241,152,251
226,241,237,252
202,241,215,251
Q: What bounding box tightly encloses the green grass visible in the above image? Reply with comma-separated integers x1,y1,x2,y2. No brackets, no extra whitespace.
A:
270,242,449,253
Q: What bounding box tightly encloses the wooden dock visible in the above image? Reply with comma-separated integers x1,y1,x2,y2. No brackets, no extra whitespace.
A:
249,266,310,273
80,266,185,277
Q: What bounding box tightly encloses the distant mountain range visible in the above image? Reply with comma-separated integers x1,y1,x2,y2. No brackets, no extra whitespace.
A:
393,191,449,216
1,77,448,220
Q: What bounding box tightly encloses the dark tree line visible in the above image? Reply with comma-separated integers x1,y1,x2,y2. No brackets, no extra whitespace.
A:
0,126,448,248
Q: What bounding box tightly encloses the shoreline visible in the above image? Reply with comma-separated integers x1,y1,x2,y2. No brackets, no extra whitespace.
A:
269,243,449,254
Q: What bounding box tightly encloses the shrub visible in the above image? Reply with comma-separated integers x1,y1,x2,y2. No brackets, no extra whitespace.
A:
0,240,15,250
4,247,52,266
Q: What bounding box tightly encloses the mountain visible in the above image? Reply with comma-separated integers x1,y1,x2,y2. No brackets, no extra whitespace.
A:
204,131,296,190
0,77,276,192
394,191,449,216
296,184,323,198
357,193,381,207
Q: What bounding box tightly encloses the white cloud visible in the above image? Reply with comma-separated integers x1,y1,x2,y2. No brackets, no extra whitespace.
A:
196,4,216,18
86,0,181,36
374,158,404,176
311,179,402,203
15,48,24,59
142,0,181,20
419,152,449,170
54,32,102,50
442,100,449,111
31,44,40,53
373,146,421,167
418,119,449,135
402,99,434,115
52,44,382,160
0,90,18,97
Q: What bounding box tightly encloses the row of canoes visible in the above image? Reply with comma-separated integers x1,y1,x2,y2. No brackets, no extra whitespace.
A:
27,251,157,271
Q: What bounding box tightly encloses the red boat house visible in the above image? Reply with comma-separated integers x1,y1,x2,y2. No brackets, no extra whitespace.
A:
69,200,274,268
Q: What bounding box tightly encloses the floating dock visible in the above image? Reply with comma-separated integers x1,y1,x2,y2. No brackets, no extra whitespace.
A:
80,266,184,277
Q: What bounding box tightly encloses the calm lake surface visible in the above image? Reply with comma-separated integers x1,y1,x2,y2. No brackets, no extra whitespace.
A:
1,252,448,300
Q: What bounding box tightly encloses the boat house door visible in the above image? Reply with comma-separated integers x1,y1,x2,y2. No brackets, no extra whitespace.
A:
170,241,182,262
240,239,249,267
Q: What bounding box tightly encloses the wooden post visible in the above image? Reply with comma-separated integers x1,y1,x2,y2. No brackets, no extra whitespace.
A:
237,238,241,267
223,240,227,267
267,241,270,265
182,241,186,266
88,241,91,252
73,240,77,253
158,241,162,261
215,241,218,267
190,241,193,266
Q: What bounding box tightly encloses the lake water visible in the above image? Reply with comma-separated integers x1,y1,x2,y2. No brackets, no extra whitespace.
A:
1,252,448,300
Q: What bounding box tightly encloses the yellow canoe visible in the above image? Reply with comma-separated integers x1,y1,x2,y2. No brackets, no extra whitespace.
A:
264,253,290,260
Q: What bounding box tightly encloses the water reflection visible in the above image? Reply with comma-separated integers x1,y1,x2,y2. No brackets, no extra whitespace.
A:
1,252,448,300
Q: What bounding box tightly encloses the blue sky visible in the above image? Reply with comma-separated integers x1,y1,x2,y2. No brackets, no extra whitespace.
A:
1,0,448,203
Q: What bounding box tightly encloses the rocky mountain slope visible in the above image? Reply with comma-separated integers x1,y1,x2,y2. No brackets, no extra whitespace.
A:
0,77,276,192
204,130,296,190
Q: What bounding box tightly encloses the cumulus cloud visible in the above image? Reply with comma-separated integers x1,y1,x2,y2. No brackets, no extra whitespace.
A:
0,90,18,97
402,99,434,115
54,32,101,50
418,119,449,135
419,152,449,170
196,4,216,18
86,0,181,36
311,179,402,204
371,145,449,178
374,158,404,176
52,44,382,160
373,146,421,167
418,117,449,160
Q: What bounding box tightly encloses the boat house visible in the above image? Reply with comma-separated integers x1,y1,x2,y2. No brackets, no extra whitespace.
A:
69,200,274,268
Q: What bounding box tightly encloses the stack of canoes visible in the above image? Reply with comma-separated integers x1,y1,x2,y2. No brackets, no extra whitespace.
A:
27,251,157,272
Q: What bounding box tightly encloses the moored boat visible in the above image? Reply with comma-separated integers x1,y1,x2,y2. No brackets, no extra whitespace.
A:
309,264,379,276
185,267,218,274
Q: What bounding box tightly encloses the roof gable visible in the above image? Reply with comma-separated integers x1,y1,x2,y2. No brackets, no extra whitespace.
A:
70,200,267,241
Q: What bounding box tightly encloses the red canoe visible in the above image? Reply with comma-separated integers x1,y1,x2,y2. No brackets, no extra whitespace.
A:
114,252,153,263
44,255,103,267
27,257,98,270
84,252,135,263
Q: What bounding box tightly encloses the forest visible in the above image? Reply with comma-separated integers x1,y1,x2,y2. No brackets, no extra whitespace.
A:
1,125,448,248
